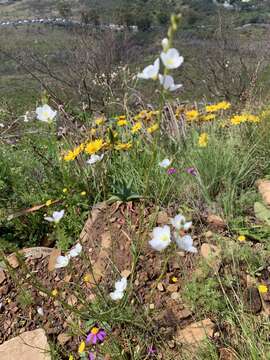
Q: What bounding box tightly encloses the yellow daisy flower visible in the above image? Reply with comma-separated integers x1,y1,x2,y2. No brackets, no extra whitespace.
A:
258,284,268,294
78,341,86,354
85,139,104,155
186,109,199,121
131,122,142,134
147,123,159,133
115,142,132,150
237,235,246,242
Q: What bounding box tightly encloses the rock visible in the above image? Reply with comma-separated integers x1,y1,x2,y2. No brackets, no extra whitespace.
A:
177,309,192,320
175,319,215,346
200,243,221,273
243,287,262,314
219,347,238,360
167,284,178,293
171,292,180,300
22,247,53,259
121,269,131,278
257,179,270,205
157,211,169,225
207,214,226,229
7,254,19,268
157,283,165,292
48,249,61,272
0,269,6,284
57,333,71,345
0,328,50,359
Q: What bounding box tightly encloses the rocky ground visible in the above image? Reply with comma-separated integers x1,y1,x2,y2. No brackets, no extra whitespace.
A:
1,194,270,359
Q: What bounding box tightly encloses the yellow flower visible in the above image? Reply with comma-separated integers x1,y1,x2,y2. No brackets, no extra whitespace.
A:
206,101,231,113
80,191,86,196
246,114,260,123
95,117,105,126
201,114,216,121
230,114,247,125
117,119,128,126
63,188,68,193
115,142,132,150
78,341,86,354
186,109,199,121
237,235,246,242
171,276,178,283
51,289,58,297
85,139,104,155
68,355,74,360
198,133,208,147
117,115,126,121
46,199,52,206
83,273,91,283
147,123,159,133
63,144,84,161
258,284,268,294
131,122,142,134
64,150,76,162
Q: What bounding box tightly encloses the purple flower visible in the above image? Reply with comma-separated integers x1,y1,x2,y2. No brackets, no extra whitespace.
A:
167,167,176,175
89,352,95,360
148,345,157,356
86,326,106,345
186,167,197,176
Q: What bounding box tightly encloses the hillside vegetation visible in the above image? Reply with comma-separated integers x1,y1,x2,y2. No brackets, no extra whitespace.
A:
1,3,270,360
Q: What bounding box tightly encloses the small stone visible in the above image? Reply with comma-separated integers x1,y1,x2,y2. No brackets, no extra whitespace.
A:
157,283,165,292
134,280,139,286
157,211,169,225
219,347,238,360
57,333,71,345
0,270,6,285
204,231,213,239
171,292,180,300
168,340,175,349
149,303,155,310
7,254,19,269
243,287,262,314
178,309,192,320
200,243,221,273
121,269,131,278
167,284,178,293
207,214,226,229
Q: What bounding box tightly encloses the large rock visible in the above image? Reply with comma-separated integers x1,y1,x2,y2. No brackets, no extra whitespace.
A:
175,318,215,346
0,329,50,360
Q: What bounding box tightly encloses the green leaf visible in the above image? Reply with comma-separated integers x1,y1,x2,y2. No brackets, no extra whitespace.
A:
254,202,270,226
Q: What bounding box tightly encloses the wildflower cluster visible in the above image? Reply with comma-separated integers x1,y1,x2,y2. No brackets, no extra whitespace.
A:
230,113,260,125
138,14,183,92
77,324,107,360
149,214,197,253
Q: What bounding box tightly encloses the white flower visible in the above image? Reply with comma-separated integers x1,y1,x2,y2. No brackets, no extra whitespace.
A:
86,154,104,165
55,255,69,269
159,158,171,168
162,38,169,52
149,225,171,251
159,75,182,92
0,123,4,128
23,111,30,122
175,234,197,253
110,277,127,301
160,48,184,69
69,243,82,258
36,104,57,123
44,210,65,223
37,307,44,316
170,214,192,231
138,58,160,80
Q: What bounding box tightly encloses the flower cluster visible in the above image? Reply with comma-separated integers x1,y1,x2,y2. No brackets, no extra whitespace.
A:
55,243,82,269
149,214,197,253
109,277,127,300
137,15,183,92
230,113,260,125
77,324,107,360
